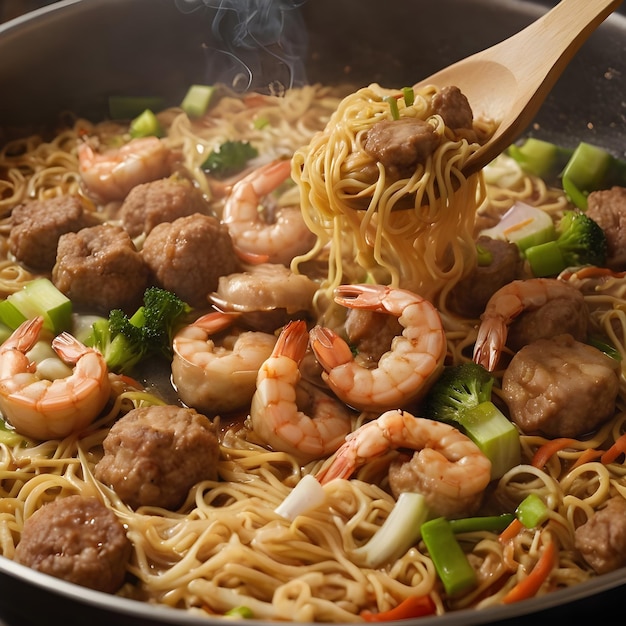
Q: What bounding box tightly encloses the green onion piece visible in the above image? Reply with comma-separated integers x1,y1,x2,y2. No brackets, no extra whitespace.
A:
453,401,521,480
384,95,400,120
561,142,613,210
421,517,477,596
352,492,430,568
588,335,623,361
108,95,165,120
476,243,493,266
402,86,415,106
181,84,215,118
224,606,254,619
516,493,549,528
507,138,573,181
449,513,516,534
253,116,270,130
274,474,326,521
129,109,163,138
524,240,566,277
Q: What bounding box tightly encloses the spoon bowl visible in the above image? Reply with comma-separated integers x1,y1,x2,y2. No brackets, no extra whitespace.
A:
415,0,623,176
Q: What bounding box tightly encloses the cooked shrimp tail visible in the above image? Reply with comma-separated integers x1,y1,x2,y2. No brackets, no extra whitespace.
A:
250,320,353,463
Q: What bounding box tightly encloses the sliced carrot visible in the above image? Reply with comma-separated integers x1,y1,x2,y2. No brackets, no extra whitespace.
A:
601,433,626,465
498,518,523,545
360,595,436,622
531,438,576,469
502,539,556,604
570,447,603,470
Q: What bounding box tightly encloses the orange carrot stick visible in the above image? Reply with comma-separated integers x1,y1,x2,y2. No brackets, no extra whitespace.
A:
570,447,603,470
498,518,523,545
531,438,576,469
601,433,626,465
360,595,436,622
502,540,556,604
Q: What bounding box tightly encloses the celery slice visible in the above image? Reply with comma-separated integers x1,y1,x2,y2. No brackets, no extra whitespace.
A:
455,401,521,480
561,142,613,210
181,84,215,118
524,240,567,277
421,517,477,596
0,278,72,334
516,493,549,528
508,138,573,181
129,109,163,138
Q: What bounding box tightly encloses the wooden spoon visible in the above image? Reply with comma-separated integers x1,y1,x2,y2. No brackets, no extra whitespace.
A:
414,0,623,177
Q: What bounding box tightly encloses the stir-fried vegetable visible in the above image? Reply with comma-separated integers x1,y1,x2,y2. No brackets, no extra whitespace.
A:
84,287,191,374
201,140,259,178
129,108,163,138
274,474,327,521
515,493,549,529
525,210,608,277
422,362,521,479
180,84,216,118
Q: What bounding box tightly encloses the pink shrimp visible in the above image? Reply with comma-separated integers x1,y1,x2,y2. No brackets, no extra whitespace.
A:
0,317,111,440
309,284,446,412
316,409,491,518
249,320,353,464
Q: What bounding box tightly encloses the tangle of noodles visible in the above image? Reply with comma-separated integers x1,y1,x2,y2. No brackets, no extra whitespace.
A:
0,82,625,623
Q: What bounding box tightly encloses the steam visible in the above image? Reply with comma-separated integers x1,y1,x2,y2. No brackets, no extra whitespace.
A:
175,0,309,94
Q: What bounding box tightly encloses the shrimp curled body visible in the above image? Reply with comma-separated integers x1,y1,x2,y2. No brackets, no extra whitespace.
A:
309,284,446,412
316,409,492,518
0,317,111,440
78,136,172,202
222,159,316,265
250,320,353,463
473,277,586,371
172,311,277,414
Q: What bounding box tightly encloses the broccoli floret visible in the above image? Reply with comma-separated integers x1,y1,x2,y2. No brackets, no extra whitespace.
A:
201,140,258,178
85,287,191,374
422,362,520,479
525,210,608,277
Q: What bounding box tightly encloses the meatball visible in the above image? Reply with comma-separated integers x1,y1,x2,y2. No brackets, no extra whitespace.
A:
363,118,440,176
502,334,620,437
52,224,149,314
14,495,130,593
8,195,100,271
575,496,626,575
507,283,589,351
586,186,626,270
142,213,240,308
95,405,220,510
431,85,474,130
448,236,523,318
119,177,211,238
344,309,402,365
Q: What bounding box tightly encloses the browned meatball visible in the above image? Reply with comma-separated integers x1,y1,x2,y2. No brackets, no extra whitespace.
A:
502,334,620,437
9,195,100,271
52,224,149,314
119,177,211,238
448,236,523,318
344,309,402,365
575,496,626,574
95,405,220,510
363,118,440,176
142,213,240,308
586,186,626,270
14,495,130,593
431,85,474,130
507,282,589,351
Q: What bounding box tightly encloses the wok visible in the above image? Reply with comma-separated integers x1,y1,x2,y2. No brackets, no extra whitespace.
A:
0,0,625,625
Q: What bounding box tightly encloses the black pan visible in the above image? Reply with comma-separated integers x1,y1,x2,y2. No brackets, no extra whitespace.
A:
0,1,625,625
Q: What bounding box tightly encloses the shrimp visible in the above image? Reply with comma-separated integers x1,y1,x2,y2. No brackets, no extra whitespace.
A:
0,317,111,440
222,159,316,266
249,320,353,463
172,311,277,415
309,284,446,412
316,409,491,518
77,136,172,202
473,277,586,371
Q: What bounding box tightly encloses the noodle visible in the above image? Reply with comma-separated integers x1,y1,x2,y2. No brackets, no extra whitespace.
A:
0,81,625,623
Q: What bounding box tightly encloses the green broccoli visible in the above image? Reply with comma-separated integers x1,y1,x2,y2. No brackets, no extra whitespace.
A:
524,210,608,277
201,140,258,178
422,362,520,479
85,287,191,375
